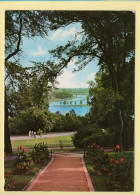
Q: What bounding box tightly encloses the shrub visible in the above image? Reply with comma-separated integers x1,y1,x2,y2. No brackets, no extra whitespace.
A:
37,129,43,136
15,146,28,164
4,172,16,191
30,142,49,163
72,124,115,148
14,161,33,174
13,146,33,174
104,158,133,191
86,143,134,191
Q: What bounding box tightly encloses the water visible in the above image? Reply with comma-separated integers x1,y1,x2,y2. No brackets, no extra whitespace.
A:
49,95,90,116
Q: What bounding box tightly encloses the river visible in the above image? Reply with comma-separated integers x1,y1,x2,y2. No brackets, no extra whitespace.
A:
49,95,90,116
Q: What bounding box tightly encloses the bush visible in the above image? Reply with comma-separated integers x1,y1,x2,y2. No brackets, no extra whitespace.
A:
37,129,43,136
30,142,49,163
72,124,115,148
52,115,82,132
86,143,134,191
13,146,33,174
4,172,16,191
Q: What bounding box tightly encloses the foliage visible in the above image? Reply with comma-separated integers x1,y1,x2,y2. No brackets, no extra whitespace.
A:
13,161,33,175
15,146,28,164
88,71,134,148
5,10,58,153
4,172,16,191
52,114,82,132
72,124,115,148
47,11,134,150
9,109,54,134
37,129,43,136
85,143,134,191
30,142,49,163
12,146,33,174
54,92,72,99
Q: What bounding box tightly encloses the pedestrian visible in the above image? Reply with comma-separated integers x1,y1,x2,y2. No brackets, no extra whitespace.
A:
34,131,36,138
31,131,34,137
29,130,31,137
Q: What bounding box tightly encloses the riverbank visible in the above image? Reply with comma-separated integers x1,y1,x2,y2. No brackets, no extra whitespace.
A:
52,104,90,107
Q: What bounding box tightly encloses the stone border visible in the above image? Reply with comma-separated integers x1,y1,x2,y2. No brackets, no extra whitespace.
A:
22,158,54,191
81,157,95,192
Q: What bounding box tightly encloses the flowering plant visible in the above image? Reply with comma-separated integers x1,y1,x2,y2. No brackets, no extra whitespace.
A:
15,146,28,164
13,160,33,174
87,143,105,164
30,142,49,163
13,146,33,174
4,172,16,191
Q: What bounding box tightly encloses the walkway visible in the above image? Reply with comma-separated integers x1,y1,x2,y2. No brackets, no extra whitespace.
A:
25,156,94,191
10,132,76,141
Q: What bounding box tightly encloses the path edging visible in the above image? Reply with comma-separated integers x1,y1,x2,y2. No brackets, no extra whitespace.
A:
81,157,95,192
22,158,54,191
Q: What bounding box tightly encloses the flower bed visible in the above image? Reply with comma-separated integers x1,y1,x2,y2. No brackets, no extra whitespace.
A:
85,143,134,191
4,142,50,191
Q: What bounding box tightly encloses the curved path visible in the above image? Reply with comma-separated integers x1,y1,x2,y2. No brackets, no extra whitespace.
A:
25,156,95,191
10,132,76,141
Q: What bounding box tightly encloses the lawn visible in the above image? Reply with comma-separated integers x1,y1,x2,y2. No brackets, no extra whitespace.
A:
4,159,50,191
85,151,134,191
11,135,73,149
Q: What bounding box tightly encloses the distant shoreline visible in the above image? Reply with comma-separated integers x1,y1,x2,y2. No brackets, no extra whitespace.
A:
52,105,90,107
49,94,87,103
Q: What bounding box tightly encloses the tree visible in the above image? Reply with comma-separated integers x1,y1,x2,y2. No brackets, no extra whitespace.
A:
5,11,55,153
47,11,135,149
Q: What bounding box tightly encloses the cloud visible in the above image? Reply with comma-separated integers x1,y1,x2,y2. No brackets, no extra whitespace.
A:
30,46,47,56
67,58,77,68
87,72,96,81
56,69,88,88
50,27,80,41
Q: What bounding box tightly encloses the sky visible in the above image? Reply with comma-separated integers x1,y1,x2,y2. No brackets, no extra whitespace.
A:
19,23,99,88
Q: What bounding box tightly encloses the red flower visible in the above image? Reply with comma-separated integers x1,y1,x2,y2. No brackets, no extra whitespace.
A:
100,147,104,152
23,147,25,150
93,143,96,146
115,145,120,150
20,146,22,150
13,185,15,189
115,160,119,164
97,145,100,148
121,158,124,162
91,145,93,148
103,168,107,171
110,158,114,163
25,149,28,153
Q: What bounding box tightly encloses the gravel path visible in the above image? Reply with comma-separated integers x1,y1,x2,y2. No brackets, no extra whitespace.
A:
10,132,76,141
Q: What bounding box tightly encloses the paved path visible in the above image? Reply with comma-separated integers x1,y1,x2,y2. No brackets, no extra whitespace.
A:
10,132,76,141
25,156,94,191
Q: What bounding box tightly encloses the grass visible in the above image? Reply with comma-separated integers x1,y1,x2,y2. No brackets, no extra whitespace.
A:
4,159,50,191
11,135,73,149
85,151,134,191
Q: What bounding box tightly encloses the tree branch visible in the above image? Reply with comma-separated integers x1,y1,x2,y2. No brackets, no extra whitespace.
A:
5,13,23,61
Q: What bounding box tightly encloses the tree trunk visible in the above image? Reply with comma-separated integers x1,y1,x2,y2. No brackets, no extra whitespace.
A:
108,65,124,150
5,88,12,153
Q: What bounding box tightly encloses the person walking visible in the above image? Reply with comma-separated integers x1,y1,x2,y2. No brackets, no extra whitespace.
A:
29,130,31,137
31,131,34,137
34,132,36,138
